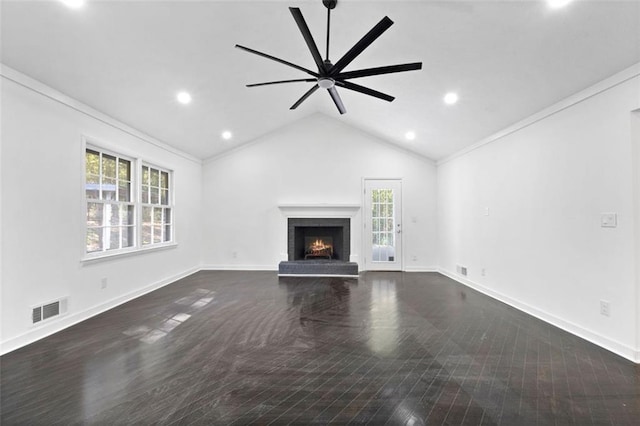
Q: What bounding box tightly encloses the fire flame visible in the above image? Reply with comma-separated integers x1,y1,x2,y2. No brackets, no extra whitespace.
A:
310,239,330,250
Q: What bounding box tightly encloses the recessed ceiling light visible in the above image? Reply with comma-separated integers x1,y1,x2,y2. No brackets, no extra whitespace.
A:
221,131,233,140
405,131,416,141
547,0,573,9
60,0,85,9
444,92,459,105
176,91,192,105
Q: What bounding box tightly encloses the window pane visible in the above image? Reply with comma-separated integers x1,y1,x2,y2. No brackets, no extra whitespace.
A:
142,224,152,245
142,206,152,224
122,205,135,226
153,207,162,223
150,186,159,204
164,224,171,242
102,154,116,178
108,227,121,250
87,203,103,227
86,189,99,200
165,209,171,224
386,218,394,232
118,182,131,202
153,225,162,243
86,228,102,252
381,204,387,217
123,226,135,248
150,168,159,187
106,204,120,226
160,189,168,205
161,171,168,189
142,166,150,186
118,159,130,181
142,184,149,204
114,205,124,226
85,173,99,185
102,177,116,200
86,150,100,175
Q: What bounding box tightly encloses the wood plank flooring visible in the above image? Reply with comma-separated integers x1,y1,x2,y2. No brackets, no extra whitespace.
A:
1,271,638,425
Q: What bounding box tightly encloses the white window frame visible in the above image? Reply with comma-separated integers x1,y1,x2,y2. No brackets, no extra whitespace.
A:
82,140,176,262
84,145,137,258
140,163,174,247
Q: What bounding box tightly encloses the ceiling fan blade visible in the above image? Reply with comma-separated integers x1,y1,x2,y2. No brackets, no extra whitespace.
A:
329,16,393,76
289,7,326,73
335,80,395,102
291,84,320,110
247,79,317,87
235,44,319,78
336,62,422,80
327,87,346,115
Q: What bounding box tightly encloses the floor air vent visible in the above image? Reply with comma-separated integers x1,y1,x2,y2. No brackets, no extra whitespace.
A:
32,298,68,325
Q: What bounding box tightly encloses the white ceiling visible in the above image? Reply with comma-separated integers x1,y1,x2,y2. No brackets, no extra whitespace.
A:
2,0,639,161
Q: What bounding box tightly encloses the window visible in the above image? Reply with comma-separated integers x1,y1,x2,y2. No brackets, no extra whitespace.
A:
85,149,135,253
141,165,172,246
85,145,174,258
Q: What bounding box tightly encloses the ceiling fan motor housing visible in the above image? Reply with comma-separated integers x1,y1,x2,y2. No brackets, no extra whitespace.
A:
323,1,337,10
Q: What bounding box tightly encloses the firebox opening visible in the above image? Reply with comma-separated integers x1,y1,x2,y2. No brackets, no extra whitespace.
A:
288,219,350,262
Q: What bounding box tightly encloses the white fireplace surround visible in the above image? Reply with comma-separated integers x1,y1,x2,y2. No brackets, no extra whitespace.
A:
278,204,361,263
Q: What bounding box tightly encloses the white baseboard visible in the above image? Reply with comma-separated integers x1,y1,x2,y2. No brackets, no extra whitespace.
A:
404,266,438,272
0,266,200,356
437,268,639,364
200,264,277,271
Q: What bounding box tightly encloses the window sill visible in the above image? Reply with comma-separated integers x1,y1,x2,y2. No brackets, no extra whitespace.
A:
81,242,178,265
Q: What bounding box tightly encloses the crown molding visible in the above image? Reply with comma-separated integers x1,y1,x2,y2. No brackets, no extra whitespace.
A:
1,64,201,164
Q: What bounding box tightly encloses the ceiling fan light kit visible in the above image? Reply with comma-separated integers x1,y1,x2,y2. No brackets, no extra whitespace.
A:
235,0,422,115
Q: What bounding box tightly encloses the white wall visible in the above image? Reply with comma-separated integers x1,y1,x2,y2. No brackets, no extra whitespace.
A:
633,110,640,357
437,72,640,362
0,70,203,354
202,113,438,272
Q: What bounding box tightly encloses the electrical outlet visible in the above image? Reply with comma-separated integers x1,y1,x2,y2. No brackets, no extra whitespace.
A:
600,300,610,317
101,278,108,290
601,213,617,228
412,255,417,261
481,268,486,277
232,251,238,259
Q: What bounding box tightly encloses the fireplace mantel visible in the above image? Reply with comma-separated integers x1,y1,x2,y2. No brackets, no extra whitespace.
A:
278,204,360,218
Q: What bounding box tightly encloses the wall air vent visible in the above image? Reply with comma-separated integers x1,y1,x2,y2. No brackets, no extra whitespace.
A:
31,298,68,325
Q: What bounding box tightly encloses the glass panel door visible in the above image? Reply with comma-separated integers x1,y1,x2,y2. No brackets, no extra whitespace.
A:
364,179,402,271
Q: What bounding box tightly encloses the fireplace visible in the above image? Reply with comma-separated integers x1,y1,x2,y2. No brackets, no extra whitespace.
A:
279,217,358,277
288,218,350,261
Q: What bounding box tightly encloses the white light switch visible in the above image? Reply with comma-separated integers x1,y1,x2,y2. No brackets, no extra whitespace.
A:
601,213,617,228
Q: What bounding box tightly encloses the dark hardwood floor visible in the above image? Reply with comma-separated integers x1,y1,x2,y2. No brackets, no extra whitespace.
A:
1,271,638,425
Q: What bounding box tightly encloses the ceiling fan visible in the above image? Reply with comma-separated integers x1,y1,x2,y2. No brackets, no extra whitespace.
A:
235,0,422,115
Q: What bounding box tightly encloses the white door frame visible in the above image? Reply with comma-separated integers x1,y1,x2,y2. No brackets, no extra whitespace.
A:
362,178,403,271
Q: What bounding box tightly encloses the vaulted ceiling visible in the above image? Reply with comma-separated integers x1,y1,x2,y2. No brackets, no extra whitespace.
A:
2,0,639,161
